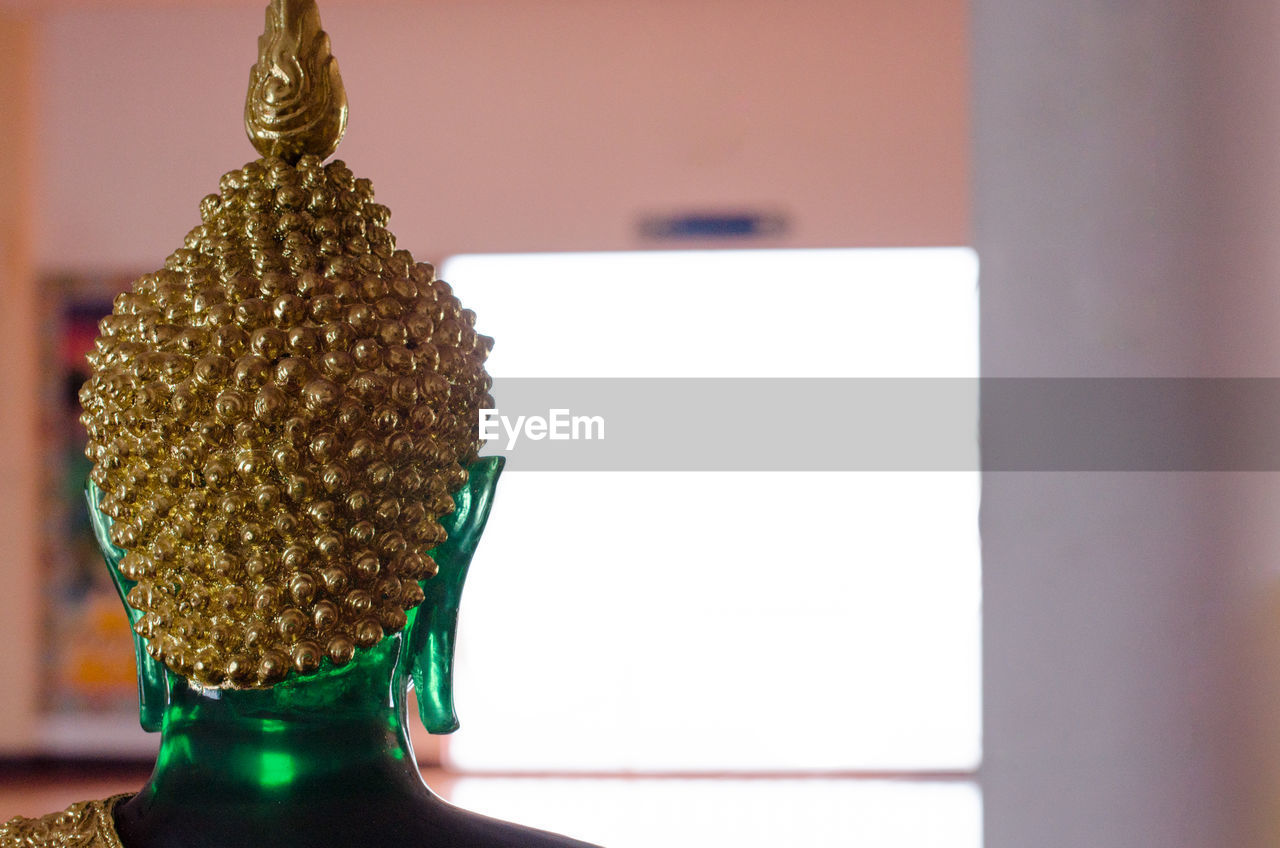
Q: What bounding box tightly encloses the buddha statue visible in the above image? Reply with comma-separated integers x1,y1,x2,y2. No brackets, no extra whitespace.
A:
0,2,603,845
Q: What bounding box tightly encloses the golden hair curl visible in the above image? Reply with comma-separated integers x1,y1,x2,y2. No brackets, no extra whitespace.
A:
80,155,491,688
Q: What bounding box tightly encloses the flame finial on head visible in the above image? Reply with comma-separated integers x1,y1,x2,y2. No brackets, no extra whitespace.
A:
245,0,348,163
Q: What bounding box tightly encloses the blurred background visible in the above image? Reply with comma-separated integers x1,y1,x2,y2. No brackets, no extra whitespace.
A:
0,1,1279,846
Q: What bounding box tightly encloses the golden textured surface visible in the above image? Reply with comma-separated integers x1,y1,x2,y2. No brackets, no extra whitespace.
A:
79,154,492,688
0,796,130,848
245,0,347,163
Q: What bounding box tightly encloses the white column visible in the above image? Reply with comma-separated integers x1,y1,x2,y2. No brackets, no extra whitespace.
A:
976,3,1280,847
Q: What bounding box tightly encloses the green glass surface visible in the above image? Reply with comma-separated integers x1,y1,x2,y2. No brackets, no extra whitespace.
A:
88,456,602,846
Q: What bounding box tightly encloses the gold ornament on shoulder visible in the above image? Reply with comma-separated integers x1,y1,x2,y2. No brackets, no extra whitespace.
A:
0,795,130,848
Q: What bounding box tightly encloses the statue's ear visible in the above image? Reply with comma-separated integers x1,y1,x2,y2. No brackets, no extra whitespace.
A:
85,481,169,732
407,455,505,733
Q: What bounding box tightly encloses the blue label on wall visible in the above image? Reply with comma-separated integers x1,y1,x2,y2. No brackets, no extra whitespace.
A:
640,212,787,239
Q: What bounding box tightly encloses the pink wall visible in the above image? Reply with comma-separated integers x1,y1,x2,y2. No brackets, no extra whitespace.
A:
0,10,42,755
35,0,969,271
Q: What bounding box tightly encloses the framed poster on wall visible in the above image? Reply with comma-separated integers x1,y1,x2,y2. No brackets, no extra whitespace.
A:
38,271,152,754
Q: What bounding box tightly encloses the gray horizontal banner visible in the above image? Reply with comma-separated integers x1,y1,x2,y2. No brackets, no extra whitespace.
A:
477,378,1280,471
981,377,1280,471
482,378,978,471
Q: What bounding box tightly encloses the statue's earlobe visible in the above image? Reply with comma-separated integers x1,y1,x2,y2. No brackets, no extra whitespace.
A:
408,455,505,733
85,481,170,732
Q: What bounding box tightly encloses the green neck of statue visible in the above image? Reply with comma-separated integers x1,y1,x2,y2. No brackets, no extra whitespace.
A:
139,626,425,808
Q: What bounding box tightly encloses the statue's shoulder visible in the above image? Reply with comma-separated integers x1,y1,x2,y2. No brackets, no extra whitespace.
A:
423,800,606,848
0,795,132,848
2,792,604,848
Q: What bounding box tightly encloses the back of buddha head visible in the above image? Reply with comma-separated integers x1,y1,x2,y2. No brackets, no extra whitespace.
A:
78,0,493,691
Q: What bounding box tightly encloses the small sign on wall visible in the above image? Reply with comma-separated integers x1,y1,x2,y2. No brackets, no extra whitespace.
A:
639,211,788,241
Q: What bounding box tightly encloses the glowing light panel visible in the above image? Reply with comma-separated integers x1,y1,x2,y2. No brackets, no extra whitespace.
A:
442,248,980,773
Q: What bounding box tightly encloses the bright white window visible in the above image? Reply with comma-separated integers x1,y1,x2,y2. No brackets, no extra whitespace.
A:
448,248,977,380
447,778,983,848
442,248,980,774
